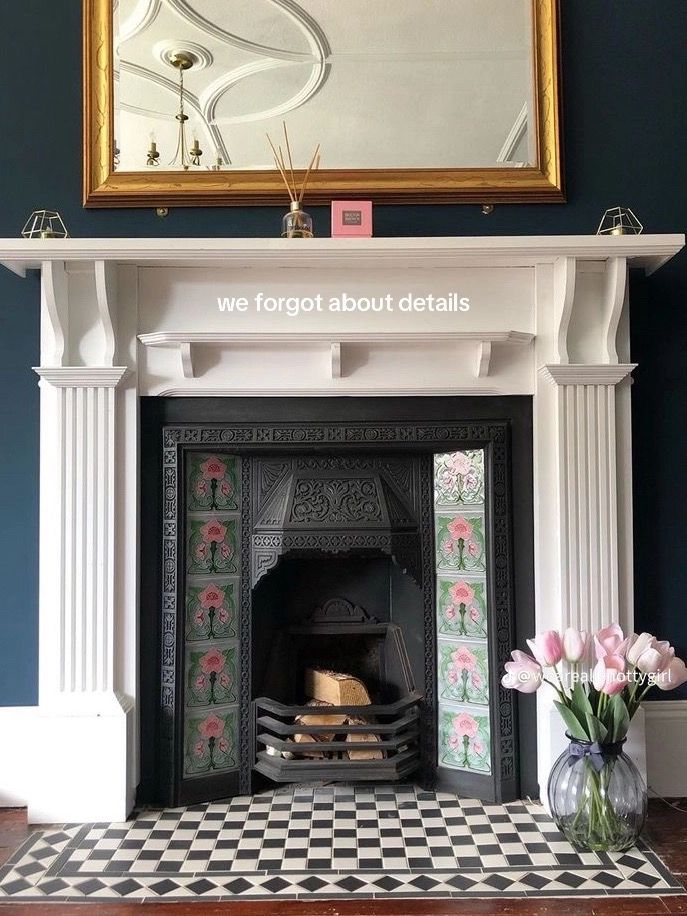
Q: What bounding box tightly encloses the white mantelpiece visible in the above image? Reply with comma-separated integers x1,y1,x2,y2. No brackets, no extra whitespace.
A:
0,234,683,823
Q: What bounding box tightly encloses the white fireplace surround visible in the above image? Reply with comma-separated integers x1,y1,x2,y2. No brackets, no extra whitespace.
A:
0,234,683,823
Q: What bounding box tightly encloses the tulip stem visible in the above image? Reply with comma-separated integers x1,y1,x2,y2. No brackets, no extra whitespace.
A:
543,677,567,704
552,665,568,702
597,690,608,719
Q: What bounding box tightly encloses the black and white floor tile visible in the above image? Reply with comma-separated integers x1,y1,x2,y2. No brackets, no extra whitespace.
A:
0,785,681,901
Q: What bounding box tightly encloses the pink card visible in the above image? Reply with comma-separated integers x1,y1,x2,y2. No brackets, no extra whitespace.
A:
331,200,373,237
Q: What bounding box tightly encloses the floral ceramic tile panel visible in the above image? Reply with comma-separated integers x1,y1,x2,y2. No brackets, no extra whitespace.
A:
187,517,239,575
435,513,486,572
187,454,239,512
186,642,238,707
183,453,242,784
438,640,489,705
436,576,488,638
434,450,485,507
186,579,238,641
184,705,238,777
438,704,491,773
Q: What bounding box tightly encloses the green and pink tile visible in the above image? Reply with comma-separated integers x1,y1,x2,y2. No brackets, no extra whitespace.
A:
437,640,489,705
436,576,487,638
185,579,238,641
185,641,238,707
435,512,486,572
184,705,239,777
434,450,485,507
438,703,491,774
187,453,240,512
187,517,239,575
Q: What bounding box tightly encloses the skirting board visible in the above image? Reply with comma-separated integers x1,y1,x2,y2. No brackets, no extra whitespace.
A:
644,700,687,799
0,707,38,806
0,703,684,809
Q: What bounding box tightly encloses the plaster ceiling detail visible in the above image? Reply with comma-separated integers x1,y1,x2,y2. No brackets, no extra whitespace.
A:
164,0,330,62
114,0,534,171
118,0,161,44
153,38,214,70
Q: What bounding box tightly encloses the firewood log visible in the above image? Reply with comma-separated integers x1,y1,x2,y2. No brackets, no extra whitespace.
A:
291,732,327,758
345,715,385,760
292,698,348,754
295,698,349,730
304,668,371,706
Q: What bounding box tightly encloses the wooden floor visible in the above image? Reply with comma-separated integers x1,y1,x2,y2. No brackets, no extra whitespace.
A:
0,800,685,914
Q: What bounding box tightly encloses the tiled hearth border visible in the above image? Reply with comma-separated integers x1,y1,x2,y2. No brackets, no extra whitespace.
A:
0,787,681,902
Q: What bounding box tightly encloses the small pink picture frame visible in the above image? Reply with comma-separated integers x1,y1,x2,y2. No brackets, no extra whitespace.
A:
331,200,373,237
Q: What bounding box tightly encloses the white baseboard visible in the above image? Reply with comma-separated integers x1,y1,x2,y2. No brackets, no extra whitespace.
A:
0,703,136,822
644,700,687,798
0,707,38,806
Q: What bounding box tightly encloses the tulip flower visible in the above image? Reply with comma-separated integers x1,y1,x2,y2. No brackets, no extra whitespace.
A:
626,632,653,666
563,628,588,663
501,650,543,694
656,656,687,691
594,623,631,660
635,639,674,675
526,631,563,668
592,654,627,695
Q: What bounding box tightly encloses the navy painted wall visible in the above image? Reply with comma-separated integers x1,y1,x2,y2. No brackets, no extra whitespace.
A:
0,1,685,705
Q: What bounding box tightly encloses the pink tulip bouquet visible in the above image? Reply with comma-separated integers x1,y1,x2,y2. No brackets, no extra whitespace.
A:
502,624,687,850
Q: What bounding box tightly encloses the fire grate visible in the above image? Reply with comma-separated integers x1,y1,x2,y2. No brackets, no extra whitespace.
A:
253,598,423,782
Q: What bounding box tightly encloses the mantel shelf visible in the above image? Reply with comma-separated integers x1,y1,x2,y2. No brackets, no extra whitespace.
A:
0,234,683,277
138,330,534,380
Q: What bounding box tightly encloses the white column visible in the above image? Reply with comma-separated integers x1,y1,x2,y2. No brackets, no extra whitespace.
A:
541,365,635,628
31,366,135,823
534,364,637,788
532,255,645,797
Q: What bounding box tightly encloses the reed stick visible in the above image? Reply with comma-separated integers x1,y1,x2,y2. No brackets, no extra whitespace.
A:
266,126,321,206
266,133,295,201
298,144,321,205
283,121,297,201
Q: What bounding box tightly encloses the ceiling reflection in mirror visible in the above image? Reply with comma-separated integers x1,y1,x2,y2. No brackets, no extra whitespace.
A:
113,0,536,173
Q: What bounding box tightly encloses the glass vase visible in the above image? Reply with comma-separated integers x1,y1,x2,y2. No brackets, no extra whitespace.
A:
282,202,313,239
548,737,647,852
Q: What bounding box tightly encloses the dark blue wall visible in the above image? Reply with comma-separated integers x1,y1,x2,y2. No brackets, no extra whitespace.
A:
1,1,685,704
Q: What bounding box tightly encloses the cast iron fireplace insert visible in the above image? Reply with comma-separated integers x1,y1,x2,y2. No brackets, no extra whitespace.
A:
138,396,535,808
254,597,423,782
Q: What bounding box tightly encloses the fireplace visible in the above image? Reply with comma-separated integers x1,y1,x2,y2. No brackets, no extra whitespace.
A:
138,396,535,809
3,234,679,823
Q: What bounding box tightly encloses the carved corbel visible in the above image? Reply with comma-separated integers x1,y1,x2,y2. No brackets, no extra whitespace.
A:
94,260,118,366
330,342,342,379
602,257,628,364
42,260,69,366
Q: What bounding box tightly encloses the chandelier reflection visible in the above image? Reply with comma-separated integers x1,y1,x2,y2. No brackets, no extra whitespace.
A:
146,52,203,170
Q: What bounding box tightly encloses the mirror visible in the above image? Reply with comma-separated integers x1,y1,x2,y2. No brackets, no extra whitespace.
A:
84,0,563,206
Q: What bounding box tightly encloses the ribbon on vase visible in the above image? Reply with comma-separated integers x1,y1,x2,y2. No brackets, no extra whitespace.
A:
567,739,624,773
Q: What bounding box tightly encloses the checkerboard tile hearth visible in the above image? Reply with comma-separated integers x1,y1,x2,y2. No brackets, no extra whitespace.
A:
0,786,680,901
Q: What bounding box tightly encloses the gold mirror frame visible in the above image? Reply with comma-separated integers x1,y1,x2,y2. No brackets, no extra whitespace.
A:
83,0,563,208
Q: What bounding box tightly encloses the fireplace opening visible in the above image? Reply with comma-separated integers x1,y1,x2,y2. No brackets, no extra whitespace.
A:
251,554,424,783
141,399,534,808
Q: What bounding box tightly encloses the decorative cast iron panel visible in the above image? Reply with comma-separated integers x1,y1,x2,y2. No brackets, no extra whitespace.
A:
289,477,383,524
159,419,518,805
250,455,423,586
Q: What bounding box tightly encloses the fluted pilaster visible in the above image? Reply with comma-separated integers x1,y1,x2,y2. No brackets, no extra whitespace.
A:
539,363,635,633
35,367,128,711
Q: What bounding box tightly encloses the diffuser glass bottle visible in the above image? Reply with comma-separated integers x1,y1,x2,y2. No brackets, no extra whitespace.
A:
268,122,320,240
282,201,313,239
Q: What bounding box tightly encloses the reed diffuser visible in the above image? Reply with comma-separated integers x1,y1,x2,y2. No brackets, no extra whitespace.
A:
267,123,320,239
